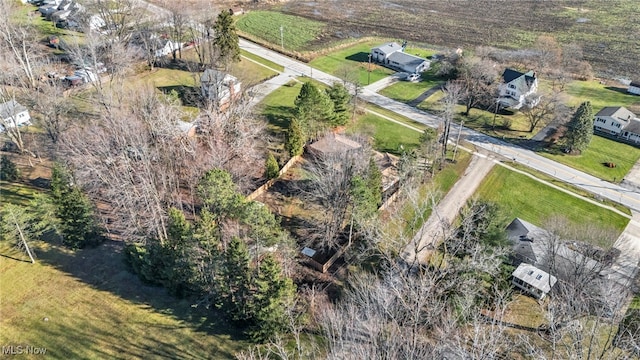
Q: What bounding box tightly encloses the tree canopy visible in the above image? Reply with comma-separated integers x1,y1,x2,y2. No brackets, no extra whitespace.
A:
564,101,593,154
213,9,240,67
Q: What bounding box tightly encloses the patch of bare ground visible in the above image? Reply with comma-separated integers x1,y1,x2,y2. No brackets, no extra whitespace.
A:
265,0,638,78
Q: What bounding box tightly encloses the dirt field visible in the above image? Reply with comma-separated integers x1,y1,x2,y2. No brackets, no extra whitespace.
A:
252,0,638,78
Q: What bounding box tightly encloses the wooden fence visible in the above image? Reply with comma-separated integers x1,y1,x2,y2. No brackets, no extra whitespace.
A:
247,155,302,201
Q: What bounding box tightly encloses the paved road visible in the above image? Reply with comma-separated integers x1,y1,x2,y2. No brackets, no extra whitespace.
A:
239,38,640,212
403,154,496,265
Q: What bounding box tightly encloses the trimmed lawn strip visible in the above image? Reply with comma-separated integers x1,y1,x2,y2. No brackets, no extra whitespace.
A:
236,11,325,51
350,112,421,154
240,49,285,73
540,135,640,183
309,40,395,85
364,103,427,131
379,71,444,103
476,166,628,244
507,162,632,216
0,242,248,358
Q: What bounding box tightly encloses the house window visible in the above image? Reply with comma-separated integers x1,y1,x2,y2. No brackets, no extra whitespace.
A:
535,274,543,280
617,124,621,128
509,84,516,89
527,270,534,276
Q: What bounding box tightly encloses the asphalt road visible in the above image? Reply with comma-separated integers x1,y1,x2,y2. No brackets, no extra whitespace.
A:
238,38,640,213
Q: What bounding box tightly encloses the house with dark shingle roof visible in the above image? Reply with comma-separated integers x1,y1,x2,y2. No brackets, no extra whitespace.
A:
594,106,640,144
0,99,31,133
370,42,430,75
497,68,539,110
628,80,640,96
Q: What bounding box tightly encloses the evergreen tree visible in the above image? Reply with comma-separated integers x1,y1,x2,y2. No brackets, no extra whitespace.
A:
294,82,334,136
248,255,296,342
285,118,305,157
326,83,351,126
50,164,100,249
213,9,240,67
0,155,19,181
220,237,252,323
197,169,244,219
264,152,279,180
564,101,593,154
162,208,196,296
366,157,383,208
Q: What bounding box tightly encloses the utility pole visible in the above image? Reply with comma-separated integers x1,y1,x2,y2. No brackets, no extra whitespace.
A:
452,120,464,162
280,25,284,51
492,99,499,130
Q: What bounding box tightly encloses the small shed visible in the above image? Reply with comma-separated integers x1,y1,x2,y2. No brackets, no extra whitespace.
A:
512,263,557,300
629,81,640,96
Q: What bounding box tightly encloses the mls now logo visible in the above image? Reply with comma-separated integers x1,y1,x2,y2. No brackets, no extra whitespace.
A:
2,345,47,355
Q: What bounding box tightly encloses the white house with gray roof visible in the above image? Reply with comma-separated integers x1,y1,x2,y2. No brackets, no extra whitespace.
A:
512,263,557,300
0,100,31,133
594,106,640,145
370,42,430,75
498,68,539,110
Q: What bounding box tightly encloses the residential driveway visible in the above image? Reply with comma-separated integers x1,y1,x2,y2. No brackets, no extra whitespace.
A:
622,159,640,192
363,73,404,93
402,153,496,265
247,70,296,108
609,212,640,285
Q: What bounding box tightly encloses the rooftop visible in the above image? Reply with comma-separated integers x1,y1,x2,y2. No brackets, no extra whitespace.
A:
308,133,362,156
0,100,28,120
372,42,403,54
512,263,557,294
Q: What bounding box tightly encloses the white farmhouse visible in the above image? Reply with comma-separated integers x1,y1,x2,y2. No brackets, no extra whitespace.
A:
498,68,539,110
0,100,31,132
594,106,640,144
200,69,241,107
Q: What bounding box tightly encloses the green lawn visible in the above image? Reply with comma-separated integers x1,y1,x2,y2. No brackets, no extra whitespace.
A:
0,241,248,359
236,11,325,51
379,71,444,103
419,91,535,139
240,49,285,73
309,40,395,85
476,166,628,244
13,3,84,44
540,135,640,182
0,180,40,207
563,79,640,114
350,112,421,154
257,80,305,135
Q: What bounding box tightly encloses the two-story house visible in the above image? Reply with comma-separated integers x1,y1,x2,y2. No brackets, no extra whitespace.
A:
497,68,539,110
594,106,640,144
200,69,241,108
0,100,31,133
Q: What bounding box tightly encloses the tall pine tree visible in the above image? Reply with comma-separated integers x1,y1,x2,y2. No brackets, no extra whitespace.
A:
50,164,99,249
326,83,351,126
564,101,593,154
248,255,296,342
294,82,334,137
220,237,252,323
285,118,305,157
213,9,240,68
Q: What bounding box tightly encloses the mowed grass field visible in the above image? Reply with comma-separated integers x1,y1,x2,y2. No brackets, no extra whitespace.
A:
0,240,248,359
541,135,640,183
309,40,395,85
379,71,444,103
476,166,629,245
236,11,325,51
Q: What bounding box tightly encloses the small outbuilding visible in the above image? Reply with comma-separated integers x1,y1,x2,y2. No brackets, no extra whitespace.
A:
512,263,557,300
307,133,362,157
